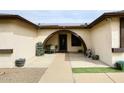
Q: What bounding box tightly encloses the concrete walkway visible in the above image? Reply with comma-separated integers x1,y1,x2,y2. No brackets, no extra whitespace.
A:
24,54,56,68
24,53,124,83
106,73,124,83
73,73,124,83
73,73,114,83
68,53,109,68
39,53,74,83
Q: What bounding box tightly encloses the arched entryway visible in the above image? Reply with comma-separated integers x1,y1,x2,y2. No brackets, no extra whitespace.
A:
43,30,87,54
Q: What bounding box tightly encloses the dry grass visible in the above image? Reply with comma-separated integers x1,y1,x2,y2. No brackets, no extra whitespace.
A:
0,68,47,83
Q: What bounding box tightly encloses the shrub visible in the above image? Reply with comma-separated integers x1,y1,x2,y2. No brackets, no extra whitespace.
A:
36,42,44,56
115,61,124,71
15,58,25,67
92,55,99,60
85,49,92,58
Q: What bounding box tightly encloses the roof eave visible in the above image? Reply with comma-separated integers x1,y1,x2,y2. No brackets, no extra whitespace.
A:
87,12,124,28
39,26,87,29
0,15,39,28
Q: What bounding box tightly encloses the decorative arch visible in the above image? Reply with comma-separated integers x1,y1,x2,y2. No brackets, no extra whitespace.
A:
42,30,87,54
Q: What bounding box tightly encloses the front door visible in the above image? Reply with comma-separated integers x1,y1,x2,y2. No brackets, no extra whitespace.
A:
59,34,67,52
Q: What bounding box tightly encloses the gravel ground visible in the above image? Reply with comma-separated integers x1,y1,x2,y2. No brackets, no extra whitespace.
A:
0,68,47,83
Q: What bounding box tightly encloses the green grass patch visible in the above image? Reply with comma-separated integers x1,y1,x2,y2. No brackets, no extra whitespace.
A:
72,67,123,73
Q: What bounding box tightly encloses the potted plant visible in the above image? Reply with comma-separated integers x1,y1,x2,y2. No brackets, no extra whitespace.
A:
15,58,26,67
92,55,99,60
115,61,124,71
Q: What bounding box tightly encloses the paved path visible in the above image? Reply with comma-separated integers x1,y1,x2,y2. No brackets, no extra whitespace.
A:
73,73,124,83
25,54,56,68
106,73,124,83
73,73,114,83
39,53,74,83
68,53,109,68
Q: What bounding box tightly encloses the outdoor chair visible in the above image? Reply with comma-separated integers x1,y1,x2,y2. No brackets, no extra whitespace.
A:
45,45,56,53
50,45,56,53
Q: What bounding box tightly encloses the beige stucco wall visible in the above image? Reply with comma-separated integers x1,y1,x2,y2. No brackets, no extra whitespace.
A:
46,33,59,51
111,17,124,64
0,19,37,68
90,18,112,66
12,19,37,60
0,20,14,67
46,34,58,47
92,17,124,66
46,32,84,52
111,17,120,48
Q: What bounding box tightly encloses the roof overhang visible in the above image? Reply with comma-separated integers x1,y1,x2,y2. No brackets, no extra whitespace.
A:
0,14,39,28
87,11,124,28
39,25,87,29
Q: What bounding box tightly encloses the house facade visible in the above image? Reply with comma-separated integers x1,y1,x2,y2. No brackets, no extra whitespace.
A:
0,11,124,68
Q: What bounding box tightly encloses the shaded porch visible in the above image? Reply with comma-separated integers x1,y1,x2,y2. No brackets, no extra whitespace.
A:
43,30,87,53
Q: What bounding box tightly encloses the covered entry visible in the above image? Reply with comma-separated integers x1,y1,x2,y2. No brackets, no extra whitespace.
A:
43,30,87,53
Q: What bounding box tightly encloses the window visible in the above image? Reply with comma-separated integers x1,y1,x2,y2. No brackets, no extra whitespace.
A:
71,34,81,46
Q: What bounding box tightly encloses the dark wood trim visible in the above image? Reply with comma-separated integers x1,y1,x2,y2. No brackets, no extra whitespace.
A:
112,48,124,53
120,17,122,48
39,25,86,29
0,49,13,54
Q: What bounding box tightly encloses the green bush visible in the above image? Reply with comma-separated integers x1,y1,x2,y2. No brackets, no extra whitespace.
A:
15,58,25,67
92,55,99,60
36,42,44,56
115,61,124,71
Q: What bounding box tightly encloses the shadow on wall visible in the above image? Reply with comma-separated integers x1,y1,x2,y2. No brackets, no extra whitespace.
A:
0,54,12,57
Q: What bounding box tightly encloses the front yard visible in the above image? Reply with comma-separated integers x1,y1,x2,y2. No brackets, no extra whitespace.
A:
0,68,46,83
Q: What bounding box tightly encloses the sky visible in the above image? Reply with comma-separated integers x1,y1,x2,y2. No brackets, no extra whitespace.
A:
0,10,116,25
